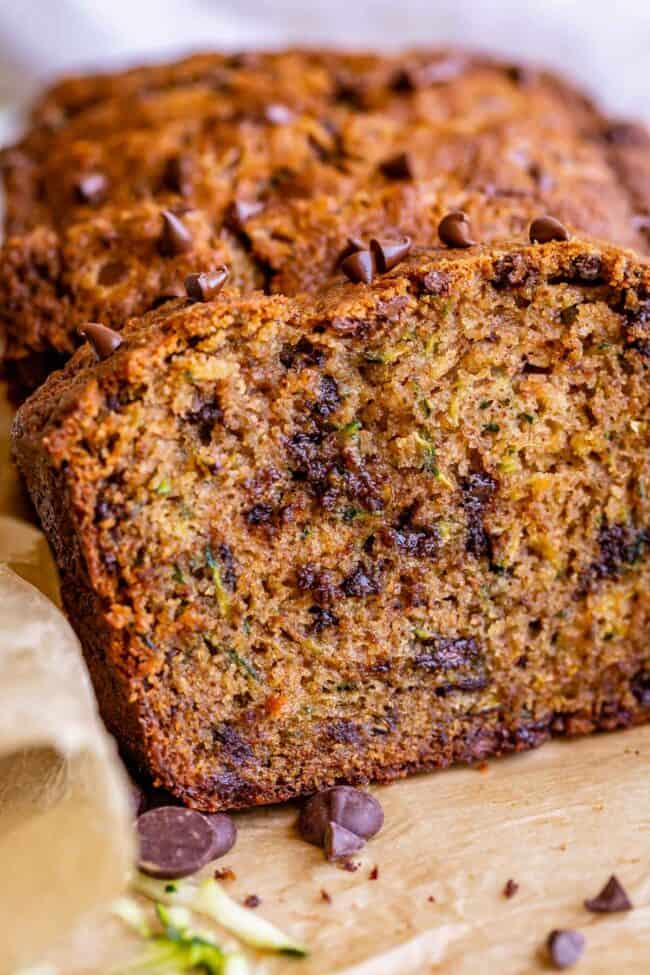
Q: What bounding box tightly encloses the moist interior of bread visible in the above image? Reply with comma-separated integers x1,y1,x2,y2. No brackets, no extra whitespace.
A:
67,256,650,806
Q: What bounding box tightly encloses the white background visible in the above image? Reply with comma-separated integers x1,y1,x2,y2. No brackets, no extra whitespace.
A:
0,0,648,121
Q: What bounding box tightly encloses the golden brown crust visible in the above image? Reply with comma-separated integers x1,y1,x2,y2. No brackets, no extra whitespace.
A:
2,48,649,398
12,238,650,809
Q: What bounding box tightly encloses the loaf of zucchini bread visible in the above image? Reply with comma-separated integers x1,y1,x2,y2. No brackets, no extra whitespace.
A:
12,236,650,809
2,48,649,397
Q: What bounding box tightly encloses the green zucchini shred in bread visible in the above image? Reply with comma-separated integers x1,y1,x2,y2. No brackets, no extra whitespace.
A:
1,48,650,398
12,238,650,810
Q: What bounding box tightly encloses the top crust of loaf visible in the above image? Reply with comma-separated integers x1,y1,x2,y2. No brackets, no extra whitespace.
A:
1,48,649,398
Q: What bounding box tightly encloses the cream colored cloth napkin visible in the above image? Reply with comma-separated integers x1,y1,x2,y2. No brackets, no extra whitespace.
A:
0,386,133,975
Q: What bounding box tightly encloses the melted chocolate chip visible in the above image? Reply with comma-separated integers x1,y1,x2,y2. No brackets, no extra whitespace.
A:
631,670,650,705
311,374,341,419
308,605,340,632
340,249,375,284
584,875,632,913
97,260,128,286
280,336,326,370
163,154,193,197
137,807,216,879
379,151,414,180
298,786,384,847
438,211,475,248
460,472,497,559
245,502,274,526
341,563,381,597
75,171,107,205
547,930,585,969
491,253,530,288
421,269,451,295
78,323,123,360
185,267,229,301
529,215,570,244
158,210,193,257
369,236,412,272
226,200,264,233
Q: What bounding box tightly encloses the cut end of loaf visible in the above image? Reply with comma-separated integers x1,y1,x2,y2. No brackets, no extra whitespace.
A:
12,238,650,809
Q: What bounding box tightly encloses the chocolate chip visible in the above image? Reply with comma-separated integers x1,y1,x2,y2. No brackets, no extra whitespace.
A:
570,254,602,282
78,322,123,361
324,821,365,861
321,889,332,903
136,807,216,879
392,56,465,91
369,865,379,880
226,199,264,233
185,266,229,301
243,894,261,908
163,154,193,197
158,210,193,257
98,260,128,286
547,930,585,969
529,215,570,244
204,812,237,860
340,249,375,284
336,237,366,266
584,874,632,912
264,103,293,125
369,236,412,272
379,151,414,180
438,211,475,248
298,785,384,847
75,171,107,205
503,878,519,898
603,121,650,147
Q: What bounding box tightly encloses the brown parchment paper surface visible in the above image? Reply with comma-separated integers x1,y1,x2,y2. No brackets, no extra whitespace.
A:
1,378,650,975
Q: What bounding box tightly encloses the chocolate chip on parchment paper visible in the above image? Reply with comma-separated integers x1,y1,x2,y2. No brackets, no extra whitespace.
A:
584,874,633,913
324,821,366,861
243,894,261,908
137,806,216,879
546,929,585,969
298,785,384,847
204,812,238,860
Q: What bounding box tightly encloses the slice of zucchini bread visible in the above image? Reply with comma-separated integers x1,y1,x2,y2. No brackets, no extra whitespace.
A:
2,48,649,398
12,236,650,810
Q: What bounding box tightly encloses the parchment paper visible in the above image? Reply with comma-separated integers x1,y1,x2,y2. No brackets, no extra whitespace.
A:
1,377,649,975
